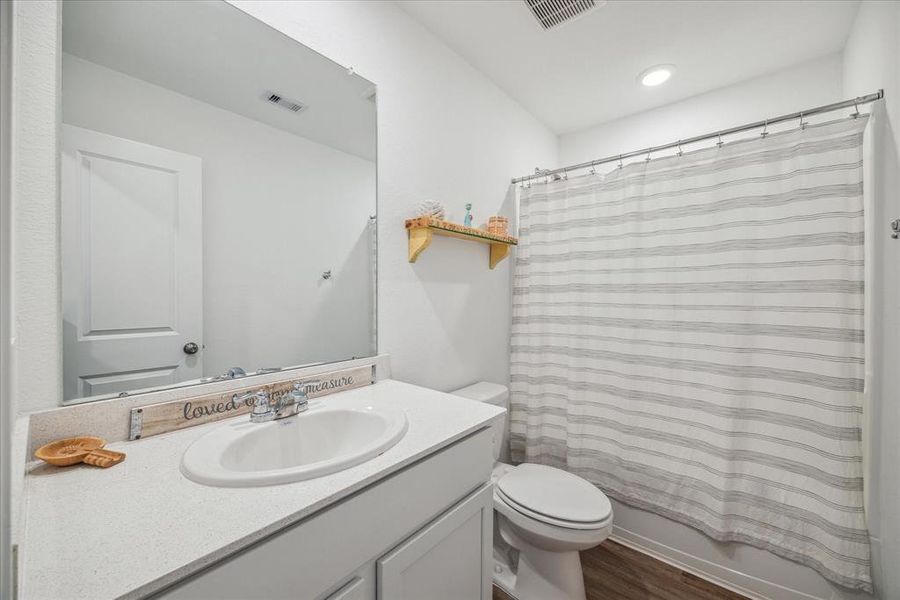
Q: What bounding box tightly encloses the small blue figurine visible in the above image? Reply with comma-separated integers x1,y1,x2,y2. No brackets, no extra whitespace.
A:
463,203,473,227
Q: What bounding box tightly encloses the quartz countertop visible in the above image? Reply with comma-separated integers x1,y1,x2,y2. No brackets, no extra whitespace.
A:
19,380,504,600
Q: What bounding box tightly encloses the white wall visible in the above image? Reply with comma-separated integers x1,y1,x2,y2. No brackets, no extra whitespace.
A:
10,0,62,415
561,54,845,166
842,3,900,598
229,0,559,394
62,54,376,382
1,0,13,594
558,53,884,600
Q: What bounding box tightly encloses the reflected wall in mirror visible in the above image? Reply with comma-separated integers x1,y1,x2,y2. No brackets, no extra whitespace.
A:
60,0,377,404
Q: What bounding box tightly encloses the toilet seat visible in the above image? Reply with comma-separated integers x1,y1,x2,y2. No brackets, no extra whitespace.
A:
496,464,611,530
496,487,611,530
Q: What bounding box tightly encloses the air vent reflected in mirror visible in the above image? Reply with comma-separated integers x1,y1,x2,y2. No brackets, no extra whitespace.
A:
264,91,306,113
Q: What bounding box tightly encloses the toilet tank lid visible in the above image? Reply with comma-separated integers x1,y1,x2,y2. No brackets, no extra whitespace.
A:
451,381,509,406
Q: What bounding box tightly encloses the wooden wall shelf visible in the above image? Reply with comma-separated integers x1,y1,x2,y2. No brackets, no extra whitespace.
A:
405,217,518,269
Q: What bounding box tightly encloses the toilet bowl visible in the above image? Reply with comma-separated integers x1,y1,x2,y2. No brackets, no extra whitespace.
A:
452,383,614,600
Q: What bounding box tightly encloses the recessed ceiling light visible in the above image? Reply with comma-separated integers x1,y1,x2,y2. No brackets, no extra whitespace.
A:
639,65,675,87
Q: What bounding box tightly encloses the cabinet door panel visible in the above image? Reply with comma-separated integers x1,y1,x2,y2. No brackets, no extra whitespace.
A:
322,571,374,600
377,484,492,600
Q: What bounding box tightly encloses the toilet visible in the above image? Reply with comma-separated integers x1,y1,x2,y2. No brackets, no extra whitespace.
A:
452,382,613,600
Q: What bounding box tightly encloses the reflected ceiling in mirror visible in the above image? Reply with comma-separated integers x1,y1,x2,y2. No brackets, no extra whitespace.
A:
60,0,377,404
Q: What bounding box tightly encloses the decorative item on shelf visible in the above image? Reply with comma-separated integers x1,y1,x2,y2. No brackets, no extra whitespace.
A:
416,199,445,221
405,217,518,269
487,215,509,236
463,203,474,227
34,436,126,468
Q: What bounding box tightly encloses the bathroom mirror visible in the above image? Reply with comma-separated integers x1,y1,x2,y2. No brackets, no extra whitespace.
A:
59,0,377,404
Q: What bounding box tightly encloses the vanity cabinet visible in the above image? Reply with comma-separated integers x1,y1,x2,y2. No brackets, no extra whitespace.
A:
155,429,494,600
377,484,492,600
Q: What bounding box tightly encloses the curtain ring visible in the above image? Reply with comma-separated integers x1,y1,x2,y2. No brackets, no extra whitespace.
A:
589,162,597,176
617,155,623,169
851,102,860,119
676,141,683,157
645,149,652,162
716,133,724,148
760,119,769,138
799,111,807,130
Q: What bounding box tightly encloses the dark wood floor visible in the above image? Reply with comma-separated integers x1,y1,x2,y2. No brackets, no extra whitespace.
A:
492,540,749,600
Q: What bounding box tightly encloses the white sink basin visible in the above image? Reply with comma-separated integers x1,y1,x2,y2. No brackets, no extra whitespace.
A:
181,396,408,487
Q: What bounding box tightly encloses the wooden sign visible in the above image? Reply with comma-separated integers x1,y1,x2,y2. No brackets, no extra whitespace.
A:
128,365,375,440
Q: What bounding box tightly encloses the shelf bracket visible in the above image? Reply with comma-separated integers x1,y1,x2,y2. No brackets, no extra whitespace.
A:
489,244,510,269
408,228,433,263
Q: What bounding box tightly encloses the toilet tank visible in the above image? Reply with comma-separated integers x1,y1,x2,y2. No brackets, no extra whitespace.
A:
451,382,509,461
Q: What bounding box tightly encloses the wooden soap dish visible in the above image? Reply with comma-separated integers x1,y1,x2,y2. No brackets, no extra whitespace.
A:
35,436,126,469
82,448,126,468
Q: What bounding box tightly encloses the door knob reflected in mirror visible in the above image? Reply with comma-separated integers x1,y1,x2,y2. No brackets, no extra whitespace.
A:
183,342,200,355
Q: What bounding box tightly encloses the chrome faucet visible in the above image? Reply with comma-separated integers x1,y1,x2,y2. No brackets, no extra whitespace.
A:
237,381,318,423
200,366,247,383
226,366,247,379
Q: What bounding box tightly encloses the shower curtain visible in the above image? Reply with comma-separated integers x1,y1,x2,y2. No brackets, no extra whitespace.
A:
510,118,871,591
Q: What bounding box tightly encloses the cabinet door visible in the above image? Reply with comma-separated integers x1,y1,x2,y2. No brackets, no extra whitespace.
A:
377,484,493,600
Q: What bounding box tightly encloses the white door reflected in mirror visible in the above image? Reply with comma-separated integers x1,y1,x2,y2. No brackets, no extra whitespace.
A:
61,125,203,402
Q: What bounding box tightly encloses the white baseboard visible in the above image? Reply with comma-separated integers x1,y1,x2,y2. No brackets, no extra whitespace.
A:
610,527,827,600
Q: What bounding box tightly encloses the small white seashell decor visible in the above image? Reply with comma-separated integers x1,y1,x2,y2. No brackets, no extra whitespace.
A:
416,200,446,221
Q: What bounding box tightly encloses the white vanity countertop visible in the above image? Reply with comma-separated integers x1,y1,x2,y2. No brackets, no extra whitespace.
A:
19,380,504,600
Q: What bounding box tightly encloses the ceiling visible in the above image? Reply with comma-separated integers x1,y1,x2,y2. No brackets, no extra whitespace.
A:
397,0,860,134
63,0,376,161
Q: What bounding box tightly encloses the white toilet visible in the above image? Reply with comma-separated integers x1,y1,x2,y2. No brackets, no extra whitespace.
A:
452,382,613,600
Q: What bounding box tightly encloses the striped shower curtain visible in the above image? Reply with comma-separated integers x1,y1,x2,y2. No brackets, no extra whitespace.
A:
510,118,871,591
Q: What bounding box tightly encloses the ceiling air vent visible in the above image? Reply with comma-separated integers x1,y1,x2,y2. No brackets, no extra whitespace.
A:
524,0,603,30
264,91,306,113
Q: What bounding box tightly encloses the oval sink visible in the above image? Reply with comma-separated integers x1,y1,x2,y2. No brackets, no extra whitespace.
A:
181,398,408,487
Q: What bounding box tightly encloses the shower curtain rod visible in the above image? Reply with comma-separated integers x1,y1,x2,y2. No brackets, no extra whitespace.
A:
510,89,884,184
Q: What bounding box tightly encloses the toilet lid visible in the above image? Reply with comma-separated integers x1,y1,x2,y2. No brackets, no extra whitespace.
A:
497,464,611,524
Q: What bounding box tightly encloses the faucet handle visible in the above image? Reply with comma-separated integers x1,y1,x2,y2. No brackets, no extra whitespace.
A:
288,381,320,414
236,390,271,417
251,391,271,414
